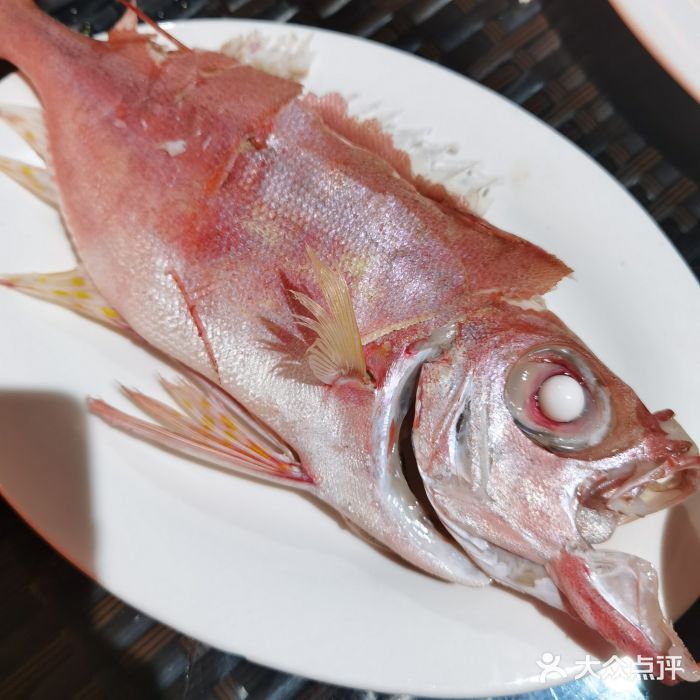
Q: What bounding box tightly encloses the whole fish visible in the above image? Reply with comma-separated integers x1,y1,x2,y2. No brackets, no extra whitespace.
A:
1,0,698,682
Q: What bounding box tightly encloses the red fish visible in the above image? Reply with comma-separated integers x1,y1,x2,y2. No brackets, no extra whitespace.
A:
0,0,697,682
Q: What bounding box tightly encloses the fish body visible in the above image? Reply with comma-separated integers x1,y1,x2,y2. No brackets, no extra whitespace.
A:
1,0,698,682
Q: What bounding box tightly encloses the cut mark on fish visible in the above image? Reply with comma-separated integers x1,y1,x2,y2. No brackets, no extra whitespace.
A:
292,247,372,387
167,269,221,382
0,267,128,331
89,369,311,486
361,312,436,346
158,139,187,157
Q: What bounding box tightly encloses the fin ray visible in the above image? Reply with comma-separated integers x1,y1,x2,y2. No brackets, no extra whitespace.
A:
114,1,191,53
0,267,127,330
293,248,371,386
221,31,312,80
0,104,48,159
0,156,57,205
90,369,312,486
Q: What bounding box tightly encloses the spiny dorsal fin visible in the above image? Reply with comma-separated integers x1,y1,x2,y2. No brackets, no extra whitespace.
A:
220,31,312,81
109,3,138,36
293,247,372,387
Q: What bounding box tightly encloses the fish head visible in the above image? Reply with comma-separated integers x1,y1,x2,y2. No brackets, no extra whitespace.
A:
412,302,699,678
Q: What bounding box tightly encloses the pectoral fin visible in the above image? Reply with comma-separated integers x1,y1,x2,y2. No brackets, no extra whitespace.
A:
292,247,372,387
89,369,313,487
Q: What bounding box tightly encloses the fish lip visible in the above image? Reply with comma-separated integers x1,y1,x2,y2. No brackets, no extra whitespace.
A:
603,454,700,520
582,414,700,521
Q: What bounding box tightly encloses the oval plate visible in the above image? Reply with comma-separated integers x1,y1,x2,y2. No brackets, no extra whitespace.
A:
1,19,699,698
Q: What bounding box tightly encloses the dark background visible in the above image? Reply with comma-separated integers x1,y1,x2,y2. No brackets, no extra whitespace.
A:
1,1,699,698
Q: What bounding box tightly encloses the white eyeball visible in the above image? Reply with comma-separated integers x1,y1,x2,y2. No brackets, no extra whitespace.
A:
505,345,612,453
538,374,585,423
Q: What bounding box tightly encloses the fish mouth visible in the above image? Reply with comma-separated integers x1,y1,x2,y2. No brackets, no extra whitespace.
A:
552,419,700,683
582,412,700,523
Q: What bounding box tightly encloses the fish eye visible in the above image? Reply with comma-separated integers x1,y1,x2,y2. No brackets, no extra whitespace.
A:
538,374,586,423
504,345,611,453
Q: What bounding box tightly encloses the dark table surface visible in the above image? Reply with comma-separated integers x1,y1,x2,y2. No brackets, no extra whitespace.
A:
1,1,699,698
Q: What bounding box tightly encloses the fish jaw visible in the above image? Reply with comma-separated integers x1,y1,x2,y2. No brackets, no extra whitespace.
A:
590,414,700,521
411,303,699,674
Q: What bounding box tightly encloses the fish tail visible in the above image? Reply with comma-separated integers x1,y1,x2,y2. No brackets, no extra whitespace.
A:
0,0,94,92
0,1,50,61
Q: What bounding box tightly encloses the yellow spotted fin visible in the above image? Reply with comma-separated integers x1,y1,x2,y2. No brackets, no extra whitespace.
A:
0,156,57,205
89,368,313,486
0,103,48,159
0,267,127,330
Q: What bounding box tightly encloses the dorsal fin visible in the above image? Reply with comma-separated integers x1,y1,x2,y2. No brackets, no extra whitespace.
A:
305,93,571,298
109,3,138,37
114,1,191,53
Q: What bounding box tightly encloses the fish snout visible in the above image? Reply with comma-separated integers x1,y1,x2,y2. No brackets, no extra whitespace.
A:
599,413,700,520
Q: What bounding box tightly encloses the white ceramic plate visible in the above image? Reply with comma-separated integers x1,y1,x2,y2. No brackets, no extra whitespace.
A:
609,0,700,101
1,19,699,698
